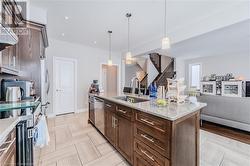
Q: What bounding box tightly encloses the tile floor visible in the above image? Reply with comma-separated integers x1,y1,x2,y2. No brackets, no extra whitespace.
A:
37,112,250,166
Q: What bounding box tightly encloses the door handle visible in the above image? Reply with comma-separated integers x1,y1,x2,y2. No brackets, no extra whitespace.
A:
56,89,63,92
112,116,117,128
140,118,155,126
105,104,111,108
117,109,127,114
141,134,154,143
114,118,118,128
112,116,114,128
141,149,155,161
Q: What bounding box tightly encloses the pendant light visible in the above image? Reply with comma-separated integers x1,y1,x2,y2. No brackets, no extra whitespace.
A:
126,13,133,64
108,30,113,66
162,0,170,50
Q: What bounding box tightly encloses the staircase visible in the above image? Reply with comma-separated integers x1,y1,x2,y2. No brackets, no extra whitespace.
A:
156,59,175,87
148,53,175,87
149,53,161,73
140,74,148,88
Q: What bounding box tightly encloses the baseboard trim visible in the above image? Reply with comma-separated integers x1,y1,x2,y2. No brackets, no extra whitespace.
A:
46,108,88,118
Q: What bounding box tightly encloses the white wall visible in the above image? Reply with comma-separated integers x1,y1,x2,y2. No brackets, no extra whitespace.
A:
46,38,121,116
181,54,250,87
175,58,185,79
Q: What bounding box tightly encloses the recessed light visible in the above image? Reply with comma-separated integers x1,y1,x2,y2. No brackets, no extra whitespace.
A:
61,33,65,36
94,41,97,44
65,16,69,20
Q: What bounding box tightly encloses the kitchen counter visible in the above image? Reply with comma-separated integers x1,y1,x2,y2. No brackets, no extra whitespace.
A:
93,93,207,121
89,93,207,166
0,117,19,145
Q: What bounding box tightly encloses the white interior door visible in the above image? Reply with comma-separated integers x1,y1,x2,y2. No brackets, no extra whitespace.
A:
54,57,77,115
101,64,118,95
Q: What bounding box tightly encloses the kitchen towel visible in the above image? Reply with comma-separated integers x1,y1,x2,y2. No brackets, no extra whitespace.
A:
34,114,50,148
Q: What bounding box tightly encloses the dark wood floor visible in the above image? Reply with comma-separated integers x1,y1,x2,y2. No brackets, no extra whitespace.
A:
201,121,250,145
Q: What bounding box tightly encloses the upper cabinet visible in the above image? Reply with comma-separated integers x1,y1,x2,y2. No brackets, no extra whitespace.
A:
0,0,48,76
1,0,23,27
0,0,22,75
0,44,19,75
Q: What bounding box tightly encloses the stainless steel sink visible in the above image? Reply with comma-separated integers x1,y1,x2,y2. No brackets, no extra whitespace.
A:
114,96,149,103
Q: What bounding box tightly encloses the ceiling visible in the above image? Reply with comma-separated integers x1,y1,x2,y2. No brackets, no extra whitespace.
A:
30,0,250,52
168,19,250,59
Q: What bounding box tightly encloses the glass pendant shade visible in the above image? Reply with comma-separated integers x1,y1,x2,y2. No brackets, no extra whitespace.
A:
126,51,133,64
108,59,112,66
126,51,132,60
161,37,170,50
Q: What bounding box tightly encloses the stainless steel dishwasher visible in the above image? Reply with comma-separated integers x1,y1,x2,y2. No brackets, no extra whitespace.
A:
94,97,105,134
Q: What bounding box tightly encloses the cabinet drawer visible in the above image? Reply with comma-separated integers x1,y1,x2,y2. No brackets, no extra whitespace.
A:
116,105,133,119
134,152,151,166
135,111,170,133
104,101,116,112
134,124,170,158
134,139,169,166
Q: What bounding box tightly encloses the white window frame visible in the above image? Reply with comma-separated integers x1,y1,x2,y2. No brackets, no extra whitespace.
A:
189,63,202,90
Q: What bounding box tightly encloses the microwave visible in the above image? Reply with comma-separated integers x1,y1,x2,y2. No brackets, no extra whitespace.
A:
222,81,243,97
200,81,216,95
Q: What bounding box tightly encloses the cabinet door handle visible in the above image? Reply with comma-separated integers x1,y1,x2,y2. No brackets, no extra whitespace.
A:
140,118,155,126
112,116,114,128
141,134,154,143
141,149,155,161
106,104,111,108
114,118,118,128
118,109,127,114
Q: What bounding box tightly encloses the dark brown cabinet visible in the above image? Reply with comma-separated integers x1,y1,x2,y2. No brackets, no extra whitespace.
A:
134,139,169,166
116,114,133,163
104,106,116,145
0,0,23,75
92,98,200,166
134,152,150,166
1,44,19,72
104,103,134,164
17,21,48,95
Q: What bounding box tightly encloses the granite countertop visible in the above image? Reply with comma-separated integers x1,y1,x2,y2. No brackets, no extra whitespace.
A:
93,93,207,121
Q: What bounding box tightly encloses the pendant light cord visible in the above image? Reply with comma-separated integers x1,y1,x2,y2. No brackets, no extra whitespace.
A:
128,15,130,52
108,31,112,60
126,13,132,53
164,0,167,37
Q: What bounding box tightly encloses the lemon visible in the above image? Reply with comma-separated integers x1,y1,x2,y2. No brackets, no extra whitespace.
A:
156,99,167,106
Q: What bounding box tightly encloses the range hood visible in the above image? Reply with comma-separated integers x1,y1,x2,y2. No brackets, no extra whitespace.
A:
0,23,18,51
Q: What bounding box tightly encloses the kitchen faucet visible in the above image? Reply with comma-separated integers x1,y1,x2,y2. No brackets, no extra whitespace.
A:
130,76,142,96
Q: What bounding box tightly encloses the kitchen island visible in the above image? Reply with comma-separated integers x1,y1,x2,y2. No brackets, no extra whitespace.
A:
88,93,207,166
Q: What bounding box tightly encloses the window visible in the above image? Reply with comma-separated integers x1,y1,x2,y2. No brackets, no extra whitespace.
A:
189,63,201,90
